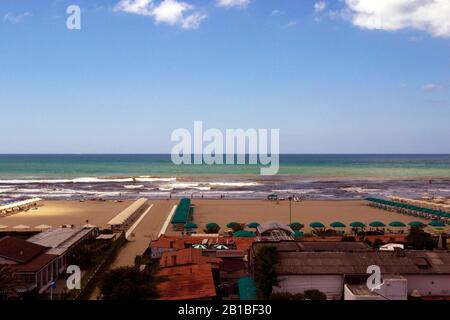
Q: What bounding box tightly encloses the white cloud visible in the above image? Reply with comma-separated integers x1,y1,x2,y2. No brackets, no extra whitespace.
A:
114,0,206,29
314,1,327,13
3,11,32,24
422,83,444,91
344,0,450,38
216,0,250,9
285,20,297,28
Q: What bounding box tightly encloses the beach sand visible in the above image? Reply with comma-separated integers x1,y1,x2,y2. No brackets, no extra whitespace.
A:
0,200,133,229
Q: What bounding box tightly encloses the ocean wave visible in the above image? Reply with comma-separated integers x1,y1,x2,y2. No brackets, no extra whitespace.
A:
272,189,319,194
208,182,260,187
124,185,145,189
0,176,177,184
135,176,177,182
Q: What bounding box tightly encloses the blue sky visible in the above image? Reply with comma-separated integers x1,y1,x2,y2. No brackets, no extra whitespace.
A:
1,0,450,153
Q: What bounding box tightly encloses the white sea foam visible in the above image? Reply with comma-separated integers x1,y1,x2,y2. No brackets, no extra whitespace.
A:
208,182,260,187
135,176,177,182
272,189,319,194
124,185,145,189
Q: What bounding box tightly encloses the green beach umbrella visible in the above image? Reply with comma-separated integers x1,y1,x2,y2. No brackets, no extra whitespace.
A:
227,222,241,229
408,221,425,227
369,221,386,228
289,222,304,231
429,221,446,227
247,222,260,228
389,221,407,228
350,221,366,228
292,231,304,238
184,222,198,229
233,230,256,238
309,222,325,229
330,221,346,228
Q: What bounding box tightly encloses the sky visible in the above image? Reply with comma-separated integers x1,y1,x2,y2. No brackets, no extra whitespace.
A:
1,0,450,154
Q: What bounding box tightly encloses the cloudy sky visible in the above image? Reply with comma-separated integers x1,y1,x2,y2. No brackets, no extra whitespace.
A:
1,0,449,153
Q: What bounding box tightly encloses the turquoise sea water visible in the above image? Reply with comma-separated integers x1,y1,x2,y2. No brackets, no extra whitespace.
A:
1,155,449,200
1,154,450,179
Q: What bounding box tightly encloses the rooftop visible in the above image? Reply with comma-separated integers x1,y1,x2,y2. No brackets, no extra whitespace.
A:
275,250,450,275
160,248,221,268
0,236,48,263
107,198,147,226
28,226,95,256
157,264,216,300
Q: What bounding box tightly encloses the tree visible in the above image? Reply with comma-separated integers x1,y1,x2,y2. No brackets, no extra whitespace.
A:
100,266,160,300
204,223,220,234
406,226,434,250
0,266,23,300
254,246,279,300
304,289,327,300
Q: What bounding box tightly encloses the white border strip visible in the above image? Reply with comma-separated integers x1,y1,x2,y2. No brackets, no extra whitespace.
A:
125,204,154,240
159,204,177,237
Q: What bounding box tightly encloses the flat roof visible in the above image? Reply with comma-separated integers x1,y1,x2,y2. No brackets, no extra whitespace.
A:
107,198,147,226
28,226,94,256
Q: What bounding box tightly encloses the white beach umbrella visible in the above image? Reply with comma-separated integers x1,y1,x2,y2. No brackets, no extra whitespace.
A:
213,244,229,250
83,224,97,228
35,224,52,230
0,225,8,229
192,244,207,250
13,224,30,230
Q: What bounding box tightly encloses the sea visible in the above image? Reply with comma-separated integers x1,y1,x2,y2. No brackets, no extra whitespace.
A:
1,154,450,201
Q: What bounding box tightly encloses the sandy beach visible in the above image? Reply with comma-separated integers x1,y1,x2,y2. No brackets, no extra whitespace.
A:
185,199,429,234
0,198,429,236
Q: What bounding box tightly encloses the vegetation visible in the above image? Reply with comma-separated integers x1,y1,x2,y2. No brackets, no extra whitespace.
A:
228,222,244,232
254,246,279,300
341,235,356,242
406,226,434,250
270,292,305,300
0,266,23,300
204,223,221,234
289,222,304,231
304,289,327,300
99,266,160,300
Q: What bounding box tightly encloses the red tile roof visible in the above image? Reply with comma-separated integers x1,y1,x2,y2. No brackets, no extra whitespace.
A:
157,264,217,300
0,236,49,263
10,254,57,272
160,248,221,268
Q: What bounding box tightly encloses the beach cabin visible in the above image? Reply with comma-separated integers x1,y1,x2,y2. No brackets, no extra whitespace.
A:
107,198,148,232
171,198,194,231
